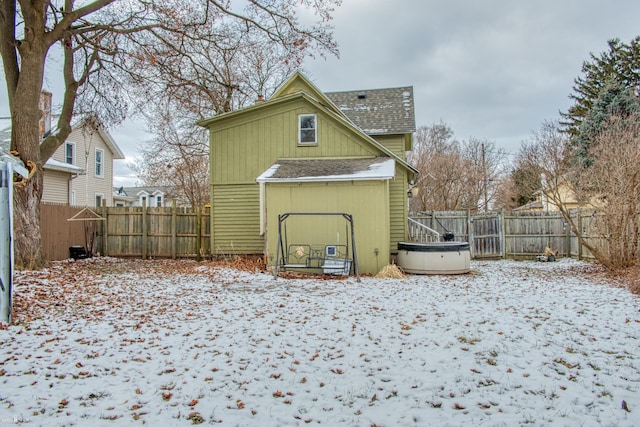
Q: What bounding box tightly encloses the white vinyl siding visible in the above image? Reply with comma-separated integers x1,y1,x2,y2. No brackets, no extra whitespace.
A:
41,170,69,204
43,126,119,206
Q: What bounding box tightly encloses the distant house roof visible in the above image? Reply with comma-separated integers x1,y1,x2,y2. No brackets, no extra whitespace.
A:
114,186,171,197
256,157,396,182
513,200,544,211
325,86,416,135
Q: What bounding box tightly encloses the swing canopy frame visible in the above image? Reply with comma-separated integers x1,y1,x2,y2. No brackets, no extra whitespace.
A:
273,212,360,281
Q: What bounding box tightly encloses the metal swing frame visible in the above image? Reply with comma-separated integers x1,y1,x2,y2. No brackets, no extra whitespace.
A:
273,212,360,281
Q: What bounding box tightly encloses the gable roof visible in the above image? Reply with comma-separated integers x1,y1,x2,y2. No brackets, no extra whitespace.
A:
257,157,396,182
325,86,416,135
114,186,170,197
70,120,125,160
197,72,419,178
270,72,344,117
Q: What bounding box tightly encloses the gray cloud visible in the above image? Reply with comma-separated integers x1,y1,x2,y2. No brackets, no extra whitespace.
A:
2,0,639,182
306,0,640,152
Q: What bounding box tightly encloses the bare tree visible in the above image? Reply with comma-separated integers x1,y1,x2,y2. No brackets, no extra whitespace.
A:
573,113,640,268
134,22,302,204
514,119,640,269
491,173,520,211
133,109,210,208
460,137,508,212
408,123,507,212
0,0,339,268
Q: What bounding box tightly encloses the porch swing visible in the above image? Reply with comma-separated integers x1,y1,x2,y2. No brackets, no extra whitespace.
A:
273,212,360,281
66,118,104,260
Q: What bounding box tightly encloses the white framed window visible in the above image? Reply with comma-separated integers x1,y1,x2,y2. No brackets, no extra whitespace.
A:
70,190,76,205
156,195,163,207
65,142,75,165
298,114,317,145
140,195,147,206
95,193,104,207
95,148,104,177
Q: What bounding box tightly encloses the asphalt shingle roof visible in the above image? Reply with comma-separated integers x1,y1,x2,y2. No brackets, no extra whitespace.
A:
257,157,395,181
325,86,416,135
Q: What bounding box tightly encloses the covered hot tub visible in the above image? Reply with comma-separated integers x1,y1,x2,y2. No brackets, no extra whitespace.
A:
397,241,470,275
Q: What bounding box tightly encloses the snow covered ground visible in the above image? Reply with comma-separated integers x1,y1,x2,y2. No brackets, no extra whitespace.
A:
1,257,639,426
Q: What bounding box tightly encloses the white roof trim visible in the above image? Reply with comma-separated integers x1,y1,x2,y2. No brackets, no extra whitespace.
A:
44,158,84,174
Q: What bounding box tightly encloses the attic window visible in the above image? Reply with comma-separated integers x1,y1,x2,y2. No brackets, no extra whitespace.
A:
298,114,317,145
357,91,366,99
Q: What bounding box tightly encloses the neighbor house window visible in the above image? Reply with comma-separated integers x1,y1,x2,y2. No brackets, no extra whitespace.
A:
95,148,104,177
156,195,163,207
65,142,75,165
298,114,317,145
70,190,76,206
140,195,147,206
95,193,104,207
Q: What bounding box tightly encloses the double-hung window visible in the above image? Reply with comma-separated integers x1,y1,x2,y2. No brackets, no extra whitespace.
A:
298,114,317,145
95,148,104,177
65,142,75,165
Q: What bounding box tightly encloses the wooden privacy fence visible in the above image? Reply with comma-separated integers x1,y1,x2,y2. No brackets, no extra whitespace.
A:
42,203,608,262
41,202,210,261
41,203,88,261
410,210,607,260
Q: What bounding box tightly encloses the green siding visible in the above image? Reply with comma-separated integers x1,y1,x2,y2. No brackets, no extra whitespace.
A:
210,98,379,185
265,181,390,274
211,184,263,255
372,134,407,160
389,170,409,253
207,95,413,265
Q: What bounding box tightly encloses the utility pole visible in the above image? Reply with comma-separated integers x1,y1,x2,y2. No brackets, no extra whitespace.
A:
482,142,488,213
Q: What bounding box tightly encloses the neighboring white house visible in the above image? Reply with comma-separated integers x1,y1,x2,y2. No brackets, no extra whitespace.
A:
2,91,125,207
0,120,85,202
44,121,125,206
113,186,177,207
34,91,125,207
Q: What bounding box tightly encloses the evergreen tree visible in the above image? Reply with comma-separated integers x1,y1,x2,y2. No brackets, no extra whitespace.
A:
575,79,640,166
561,36,640,137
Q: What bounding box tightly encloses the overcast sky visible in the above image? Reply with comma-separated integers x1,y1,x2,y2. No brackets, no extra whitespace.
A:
305,0,640,149
3,0,640,186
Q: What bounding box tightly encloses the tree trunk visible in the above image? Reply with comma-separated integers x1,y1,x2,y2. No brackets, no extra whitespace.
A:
11,82,46,269
13,172,44,269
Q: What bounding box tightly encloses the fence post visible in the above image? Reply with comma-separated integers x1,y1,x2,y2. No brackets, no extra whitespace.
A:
467,209,474,258
430,211,435,233
564,212,571,258
142,199,147,260
577,211,582,261
103,206,109,257
500,208,506,259
196,206,202,261
171,200,177,260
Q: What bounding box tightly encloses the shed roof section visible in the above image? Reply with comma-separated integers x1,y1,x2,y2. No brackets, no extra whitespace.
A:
257,157,395,182
325,86,416,135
